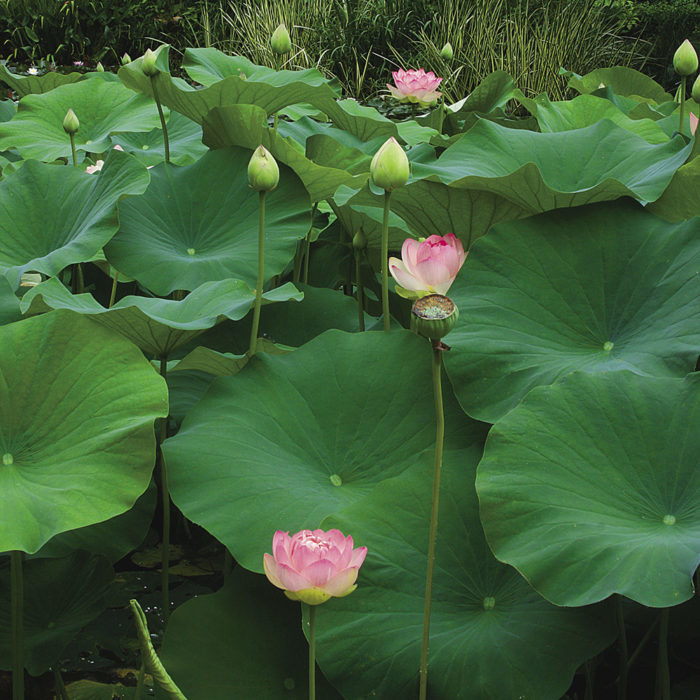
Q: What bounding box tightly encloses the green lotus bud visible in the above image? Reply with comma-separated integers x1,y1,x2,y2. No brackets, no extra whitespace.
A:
673,39,698,77
440,42,454,61
370,137,410,192
353,229,368,250
692,73,700,103
96,62,104,72
248,145,280,192
142,48,158,77
411,294,458,340
271,23,292,55
121,53,132,66
62,108,79,134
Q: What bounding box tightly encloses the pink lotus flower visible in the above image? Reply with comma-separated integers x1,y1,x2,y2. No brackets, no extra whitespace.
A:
264,529,367,606
388,68,443,107
691,112,698,136
389,234,466,298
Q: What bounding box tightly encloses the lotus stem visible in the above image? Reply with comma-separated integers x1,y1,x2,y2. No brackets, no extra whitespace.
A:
381,190,392,332
158,356,171,625
11,550,24,700
354,248,365,331
151,78,170,164
307,604,316,700
678,78,686,135
655,608,670,700
249,191,266,356
135,661,146,700
69,133,77,167
418,340,445,700
53,668,68,700
616,595,628,700
108,271,119,308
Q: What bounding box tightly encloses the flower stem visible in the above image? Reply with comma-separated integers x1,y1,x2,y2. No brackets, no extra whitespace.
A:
354,248,365,331
616,595,628,700
419,341,445,700
11,550,24,700
308,604,316,700
158,356,171,625
381,190,392,332
678,78,686,135
249,190,266,356
69,133,77,167
151,78,170,164
108,271,119,308
655,608,670,700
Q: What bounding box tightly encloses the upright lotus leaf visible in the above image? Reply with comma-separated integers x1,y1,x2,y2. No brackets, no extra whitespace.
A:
164,330,456,571
567,66,672,102
0,149,149,290
410,119,691,210
647,156,700,220
0,310,168,553
0,552,114,675
444,201,700,422
105,147,310,295
476,371,700,607
0,64,85,97
0,77,165,161
202,104,365,201
21,276,301,356
311,402,616,699
157,567,342,699
111,111,208,166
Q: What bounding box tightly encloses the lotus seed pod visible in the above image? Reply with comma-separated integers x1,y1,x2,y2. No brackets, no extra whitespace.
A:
62,108,79,134
692,73,700,103
271,23,292,55
121,53,132,66
440,42,454,61
248,145,280,192
96,62,104,72
673,39,698,77
370,137,410,192
141,49,158,77
352,229,368,250
411,294,459,340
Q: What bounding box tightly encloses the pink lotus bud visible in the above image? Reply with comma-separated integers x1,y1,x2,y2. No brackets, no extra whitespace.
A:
387,68,443,108
389,233,466,298
263,528,367,606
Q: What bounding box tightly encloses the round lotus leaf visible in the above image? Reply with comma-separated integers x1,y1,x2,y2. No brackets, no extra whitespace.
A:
476,371,700,607
444,200,700,422
0,310,168,553
311,406,616,699
104,146,311,295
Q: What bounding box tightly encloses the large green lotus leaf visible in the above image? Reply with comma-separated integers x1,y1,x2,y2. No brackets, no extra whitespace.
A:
164,330,455,571
156,567,342,699
111,110,208,166
567,66,672,102
0,99,16,121
410,119,691,210
0,551,114,675
647,156,700,221
0,77,164,161
476,371,700,607
444,201,700,422
202,104,365,201
0,65,85,97
0,310,168,553
20,276,301,356
0,150,149,290
0,277,20,324
104,147,310,295
312,404,616,699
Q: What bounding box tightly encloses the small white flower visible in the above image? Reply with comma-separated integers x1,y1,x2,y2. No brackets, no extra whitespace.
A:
27,66,39,76
85,160,105,174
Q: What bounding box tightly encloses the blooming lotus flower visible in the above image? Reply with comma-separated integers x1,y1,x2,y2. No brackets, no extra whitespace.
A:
389,233,466,299
264,529,367,606
388,68,443,107
27,66,39,76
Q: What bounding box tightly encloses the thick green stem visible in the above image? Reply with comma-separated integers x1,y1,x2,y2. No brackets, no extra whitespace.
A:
616,595,628,700
135,661,146,700
679,78,686,135
151,78,170,164
308,604,316,700
418,342,445,700
69,133,77,167
354,249,365,331
11,550,24,700
381,190,391,332
53,668,69,700
655,608,670,700
249,191,266,356
158,356,171,625
108,271,119,308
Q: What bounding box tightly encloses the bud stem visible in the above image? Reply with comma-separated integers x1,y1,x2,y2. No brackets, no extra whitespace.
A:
151,77,170,164
307,603,317,700
678,78,686,136
158,356,171,625
249,191,266,356
354,247,365,332
381,190,392,331
69,132,77,167
419,340,445,700
11,550,24,700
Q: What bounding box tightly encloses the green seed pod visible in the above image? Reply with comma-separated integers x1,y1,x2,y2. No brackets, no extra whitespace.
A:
673,39,698,77
121,53,132,66
370,137,410,192
271,23,292,55
352,229,368,250
692,73,700,103
142,48,159,77
440,42,454,61
62,108,79,134
248,145,280,192
411,294,458,340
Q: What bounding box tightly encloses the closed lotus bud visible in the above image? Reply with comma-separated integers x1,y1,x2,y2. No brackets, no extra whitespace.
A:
62,108,79,134
142,49,158,77
673,39,698,77
270,23,292,55
121,53,132,66
370,137,410,192
96,62,104,72
440,42,454,61
353,229,367,250
692,73,700,103
411,294,458,340
248,145,279,192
